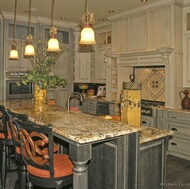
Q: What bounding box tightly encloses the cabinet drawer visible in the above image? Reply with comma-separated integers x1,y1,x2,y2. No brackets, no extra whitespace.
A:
165,111,190,122
166,121,190,139
168,137,190,157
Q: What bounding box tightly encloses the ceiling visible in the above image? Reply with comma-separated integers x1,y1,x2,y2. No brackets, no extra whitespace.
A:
0,0,161,25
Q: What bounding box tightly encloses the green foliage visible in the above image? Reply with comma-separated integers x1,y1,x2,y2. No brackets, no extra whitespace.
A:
20,40,68,89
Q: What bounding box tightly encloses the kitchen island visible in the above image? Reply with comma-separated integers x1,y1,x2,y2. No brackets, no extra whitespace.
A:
0,100,173,189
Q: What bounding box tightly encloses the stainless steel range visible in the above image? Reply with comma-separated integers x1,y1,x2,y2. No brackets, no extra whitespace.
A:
5,71,34,100
141,100,165,127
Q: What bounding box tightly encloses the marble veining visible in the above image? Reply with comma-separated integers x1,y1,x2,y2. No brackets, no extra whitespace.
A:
0,100,173,144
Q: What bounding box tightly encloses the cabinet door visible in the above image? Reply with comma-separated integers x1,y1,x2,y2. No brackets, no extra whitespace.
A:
74,51,90,83
183,34,190,86
6,40,32,70
139,139,166,189
95,47,110,83
149,6,171,49
88,142,117,189
129,12,148,51
112,19,128,53
55,50,70,84
6,22,35,70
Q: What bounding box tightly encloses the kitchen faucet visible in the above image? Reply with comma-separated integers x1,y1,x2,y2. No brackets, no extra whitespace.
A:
67,92,83,112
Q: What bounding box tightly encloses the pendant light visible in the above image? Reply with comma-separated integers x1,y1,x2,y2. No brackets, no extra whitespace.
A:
79,0,96,45
47,0,60,52
9,0,18,60
24,0,35,56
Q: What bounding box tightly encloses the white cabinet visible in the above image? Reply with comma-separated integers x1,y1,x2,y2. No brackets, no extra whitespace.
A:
129,12,148,51
183,8,190,87
96,30,111,47
164,110,190,161
149,6,171,49
105,57,117,102
74,32,91,83
183,34,190,86
95,47,109,84
74,51,91,83
112,19,128,53
111,5,172,54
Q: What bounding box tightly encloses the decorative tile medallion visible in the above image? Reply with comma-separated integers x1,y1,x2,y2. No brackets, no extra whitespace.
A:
134,67,165,102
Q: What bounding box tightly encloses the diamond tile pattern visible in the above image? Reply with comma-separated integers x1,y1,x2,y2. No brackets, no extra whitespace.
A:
135,67,165,102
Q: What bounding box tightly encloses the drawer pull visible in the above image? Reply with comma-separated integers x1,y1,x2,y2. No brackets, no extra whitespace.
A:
171,142,177,146
171,116,177,119
171,128,177,131
142,121,147,124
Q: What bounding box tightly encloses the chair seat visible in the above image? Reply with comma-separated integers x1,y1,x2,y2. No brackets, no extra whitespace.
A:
0,131,12,139
27,154,73,178
15,143,59,154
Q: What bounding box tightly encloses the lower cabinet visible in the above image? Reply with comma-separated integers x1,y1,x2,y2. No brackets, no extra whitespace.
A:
88,133,168,189
138,138,168,189
88,133,139,189
164,110,190,161
82,99,97,115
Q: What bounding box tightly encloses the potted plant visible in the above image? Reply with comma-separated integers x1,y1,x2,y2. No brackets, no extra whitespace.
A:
17,40,68,103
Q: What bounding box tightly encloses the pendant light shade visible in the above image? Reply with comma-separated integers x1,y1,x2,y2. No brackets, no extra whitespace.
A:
9,46,18,60
47,36,60,52
47,0,60,52
24,44,35,56
24,0,35,56
9,0,18,60
79,23,96,45
80,0,96,45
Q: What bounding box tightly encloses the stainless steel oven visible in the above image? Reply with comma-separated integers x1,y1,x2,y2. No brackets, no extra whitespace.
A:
5,71,34,100
96,101,110,116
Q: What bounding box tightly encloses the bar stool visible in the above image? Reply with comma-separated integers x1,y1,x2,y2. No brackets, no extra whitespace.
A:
13,118,73,189
6,109,60,189
0,105,18,189
6,109,29,189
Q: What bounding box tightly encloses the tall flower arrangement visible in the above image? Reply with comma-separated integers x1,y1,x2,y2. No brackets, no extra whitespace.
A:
18,40,68,89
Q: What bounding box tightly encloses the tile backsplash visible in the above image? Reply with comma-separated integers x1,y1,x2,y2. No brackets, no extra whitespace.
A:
134,66,165,102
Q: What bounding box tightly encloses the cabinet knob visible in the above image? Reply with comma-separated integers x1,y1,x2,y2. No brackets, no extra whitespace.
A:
171,128,177,131
171,142,177,146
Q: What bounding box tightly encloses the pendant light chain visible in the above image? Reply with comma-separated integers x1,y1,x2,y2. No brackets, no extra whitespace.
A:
81,0,95,27
13,0,17,42
28,0,31,35
52,0,55,27
86,0,89,23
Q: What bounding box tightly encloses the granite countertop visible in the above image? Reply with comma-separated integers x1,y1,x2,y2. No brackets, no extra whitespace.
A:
0,100,173,144
0,100,140,144
140,126,173,144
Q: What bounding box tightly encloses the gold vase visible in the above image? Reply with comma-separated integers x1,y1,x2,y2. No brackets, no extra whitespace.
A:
34,85,47,104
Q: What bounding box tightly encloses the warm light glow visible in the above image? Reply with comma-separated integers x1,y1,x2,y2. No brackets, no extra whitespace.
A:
9,49,18,60
24,44,35,56
47,36,60,52
79,24,96,45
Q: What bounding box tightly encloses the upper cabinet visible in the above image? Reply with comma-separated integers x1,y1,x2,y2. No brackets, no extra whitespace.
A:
5,21,37,70
111,6,172,54
73,31,91,83
96,30,111,47
94,28,111,83
183,7,190,87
